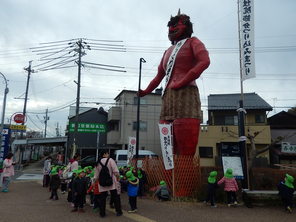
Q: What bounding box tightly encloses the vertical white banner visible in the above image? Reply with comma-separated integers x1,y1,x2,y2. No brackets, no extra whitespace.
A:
159,123,174,170
127,137,136,165
239,0,255,81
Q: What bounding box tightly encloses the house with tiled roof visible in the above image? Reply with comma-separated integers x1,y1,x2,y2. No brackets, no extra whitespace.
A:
268,111,296,165
198,93,273,167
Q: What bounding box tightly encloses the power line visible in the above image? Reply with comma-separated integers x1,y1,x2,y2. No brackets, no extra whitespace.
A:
85,38,123,43
27,114,43,131
27,99,76,114
39,65,76,72
82,61,125,69
88,42,125,47
84,65,126,73
90,48,126,53
30,42,75,49
39,39,79,45
33,52,77,68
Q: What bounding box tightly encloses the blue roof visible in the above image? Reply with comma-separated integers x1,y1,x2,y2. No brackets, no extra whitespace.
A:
208,93,273,111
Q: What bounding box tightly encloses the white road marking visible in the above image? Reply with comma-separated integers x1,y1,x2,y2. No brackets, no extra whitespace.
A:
16,174,43,180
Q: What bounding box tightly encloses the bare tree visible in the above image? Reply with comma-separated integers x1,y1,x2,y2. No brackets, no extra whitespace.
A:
226,130,295,169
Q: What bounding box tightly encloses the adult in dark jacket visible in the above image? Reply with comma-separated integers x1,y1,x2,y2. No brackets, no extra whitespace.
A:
49,169,60,200
72,170,88,212
278,174,295,213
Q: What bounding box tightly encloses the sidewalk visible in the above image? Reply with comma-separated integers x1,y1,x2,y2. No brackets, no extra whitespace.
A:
0,162,295,222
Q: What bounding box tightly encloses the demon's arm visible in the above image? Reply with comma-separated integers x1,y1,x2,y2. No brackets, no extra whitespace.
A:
170,38,210,89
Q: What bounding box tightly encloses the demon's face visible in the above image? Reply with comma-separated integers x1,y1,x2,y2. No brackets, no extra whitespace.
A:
167,14,193,43
168,19,187,42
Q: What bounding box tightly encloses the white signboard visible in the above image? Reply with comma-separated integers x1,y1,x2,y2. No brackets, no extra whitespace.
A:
222,156,244,179
127,137,136,165
159,123,174,170
239,0,255,81
281,142,296,153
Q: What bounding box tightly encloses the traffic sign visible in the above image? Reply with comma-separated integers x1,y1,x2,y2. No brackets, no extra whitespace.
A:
13,113,26,124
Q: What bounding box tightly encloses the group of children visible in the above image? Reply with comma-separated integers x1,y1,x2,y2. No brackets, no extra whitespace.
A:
45,162,167,215
205,168,295,213
46,162,295,215
205,168,239,208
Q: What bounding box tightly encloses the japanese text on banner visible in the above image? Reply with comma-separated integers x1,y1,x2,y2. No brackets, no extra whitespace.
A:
127,137,136,165
239,0,255,81
159,124,174,170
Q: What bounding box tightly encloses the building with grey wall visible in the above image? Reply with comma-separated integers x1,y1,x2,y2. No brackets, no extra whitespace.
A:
107,89,162,155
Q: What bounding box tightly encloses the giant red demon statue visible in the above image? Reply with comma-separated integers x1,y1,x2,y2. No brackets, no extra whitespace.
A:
139,10,210,156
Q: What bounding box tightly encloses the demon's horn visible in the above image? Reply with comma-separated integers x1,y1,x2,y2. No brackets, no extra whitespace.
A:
177,8,181,16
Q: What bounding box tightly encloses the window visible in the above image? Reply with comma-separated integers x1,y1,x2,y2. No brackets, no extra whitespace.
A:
225,115,238,125
118,155,127,160
199,146,213,158
214,115,238,125
133,97,146,105
84,156,96,161
108,122,119,131
255,114,265,123
214,116,224,125
132,121,147,131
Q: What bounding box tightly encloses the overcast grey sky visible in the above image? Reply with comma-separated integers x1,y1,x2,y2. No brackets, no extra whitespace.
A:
0,0,295,136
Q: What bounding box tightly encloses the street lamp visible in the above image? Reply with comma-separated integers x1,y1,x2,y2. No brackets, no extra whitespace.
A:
135,58,146,163
0,72,9,135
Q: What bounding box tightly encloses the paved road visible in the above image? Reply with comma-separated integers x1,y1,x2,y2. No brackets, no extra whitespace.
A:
0,162,295,222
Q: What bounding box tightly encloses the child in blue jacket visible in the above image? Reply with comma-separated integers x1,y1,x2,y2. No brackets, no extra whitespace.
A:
126,170,139,213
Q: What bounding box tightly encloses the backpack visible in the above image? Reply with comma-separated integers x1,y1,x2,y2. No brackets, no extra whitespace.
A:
98,158,113,187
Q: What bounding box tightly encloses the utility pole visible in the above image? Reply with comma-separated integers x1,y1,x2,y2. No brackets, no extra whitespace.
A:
56,122,60,137
0,72,9,135
0,72,8,188
18,61,34,167
72,39,83,157
22,61,34,130
44,108,49,138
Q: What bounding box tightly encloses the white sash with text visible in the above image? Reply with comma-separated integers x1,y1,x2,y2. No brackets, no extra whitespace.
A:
162,38,188,96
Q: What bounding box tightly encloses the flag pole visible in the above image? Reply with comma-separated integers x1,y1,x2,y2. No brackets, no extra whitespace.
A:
237,0,250,190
